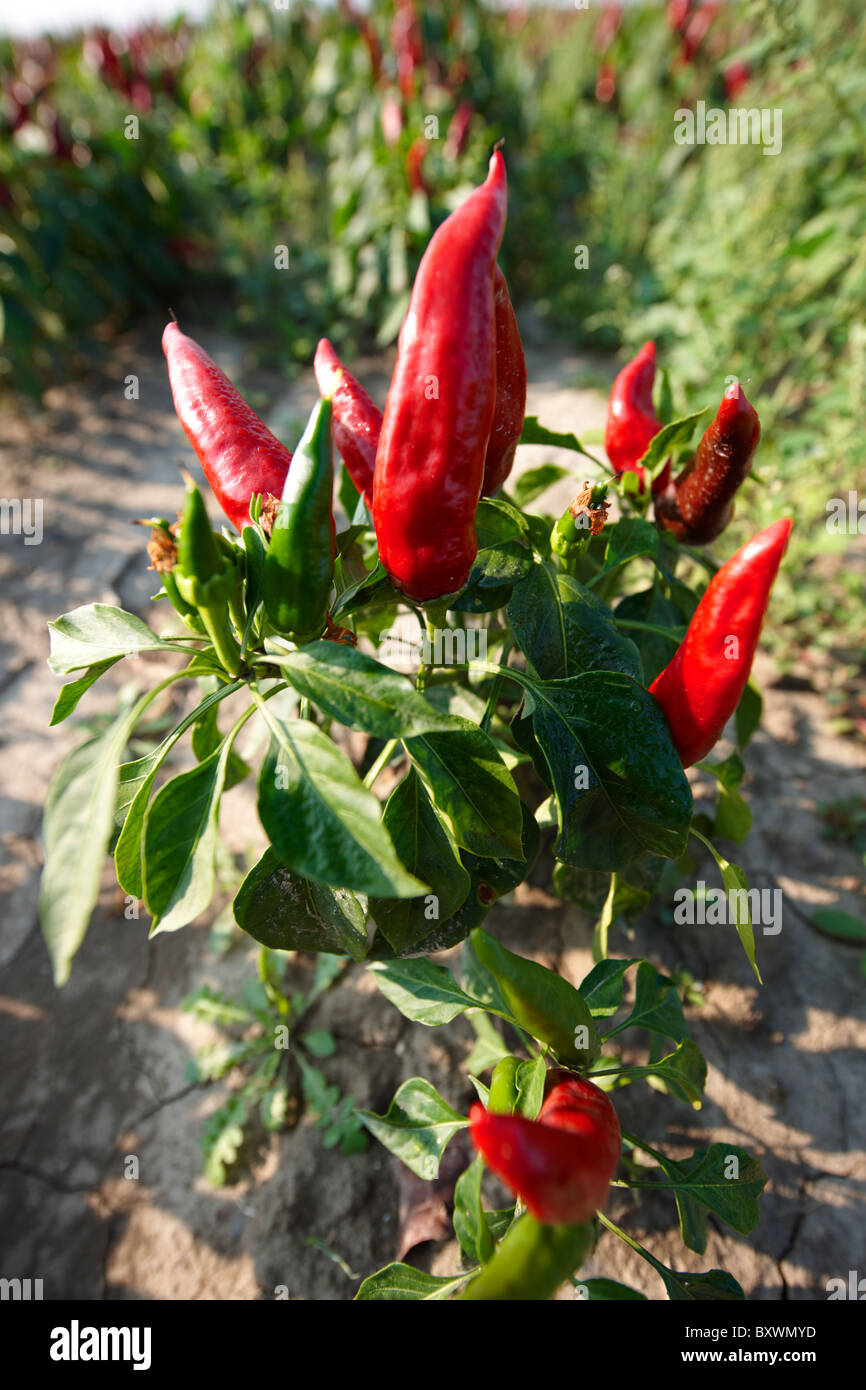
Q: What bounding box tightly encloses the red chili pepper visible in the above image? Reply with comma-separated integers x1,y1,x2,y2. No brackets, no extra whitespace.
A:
392,0,423,100
373,150,507,603
723,61,751,102
666,0,693,33
650,518,793,767
469,1075,621,1226
163,321,292,534
655,381,760,546
405,136,429,196
593,1,624,52
681,0,720,62
604,341,669,493
482,266,527,496
313,338,381,509
444,99,474,161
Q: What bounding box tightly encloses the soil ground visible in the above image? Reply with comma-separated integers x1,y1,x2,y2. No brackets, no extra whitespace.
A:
1,317,864,1301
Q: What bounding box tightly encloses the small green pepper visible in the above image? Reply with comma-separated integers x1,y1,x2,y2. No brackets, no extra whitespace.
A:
551,483,609,557
175,482,243,675
262,396,335,641
460,1213,595,1301
487,1056,521,1114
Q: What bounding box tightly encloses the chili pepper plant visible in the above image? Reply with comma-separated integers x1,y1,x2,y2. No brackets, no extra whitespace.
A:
40,151,788,1301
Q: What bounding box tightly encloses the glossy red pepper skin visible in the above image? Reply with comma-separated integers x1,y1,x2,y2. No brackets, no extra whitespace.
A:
469,1076,621,1226
604,341,668,494
655,382,760,546
313,339,381,509
482,266,527,496
650,518,793,767
162,322,292,534
373,150,507,603
605,341,658,472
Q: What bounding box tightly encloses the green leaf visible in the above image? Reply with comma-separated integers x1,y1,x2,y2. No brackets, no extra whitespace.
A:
810,908,866,943
599,518,659,576
649,1144,768,1255
697,754,752,843
453,1154,495,1266
655,365,674,426
464,1012,510,1075
692,830,760,982
528,672,693,871
511,464,569,508
519,415,597,459
369,768,470,954
49,657,121,725
114,682,245,898
514,1054,546,1119
631,1038,707,1108
270,642,457,738
635,407,708,478
142,738,235,934
735,680,763,750
469,927,600,1067
191,697,250,789
39,694,150,985
607,961,690,1042
508,563,642,682
714,786,753,844
367,959,480,1026
614,585,683,686
405,721,524,859
355,1264,471,1301
576,1278,647,1301
48,603,184,674
662,1269,744,1301
578,957,642,1018
301,1029,337,1058
398,798,539,955
357,1077,467,1180
331,562,396,621
233,848,368,961
257,713,425,898
466,497,533,588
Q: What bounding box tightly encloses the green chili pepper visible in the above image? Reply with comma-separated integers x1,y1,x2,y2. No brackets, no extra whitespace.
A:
161,568,206,634
175,482,243,676
487,1056,521,1114
262,396,335,641
460,1213,595,1301
470,927,600,1068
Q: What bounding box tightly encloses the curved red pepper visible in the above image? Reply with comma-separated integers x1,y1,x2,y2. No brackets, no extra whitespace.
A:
469,1075,621,1226
373,150,507,602
313,339,381,509
482,266,527,496
604,341,668,494
650,518,793,767
655,381,760,546
162,322,292,534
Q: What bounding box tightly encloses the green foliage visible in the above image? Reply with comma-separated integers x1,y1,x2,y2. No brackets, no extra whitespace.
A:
181,951,367,1185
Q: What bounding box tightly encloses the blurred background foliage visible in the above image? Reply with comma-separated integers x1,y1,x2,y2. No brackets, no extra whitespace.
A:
1,0,864,696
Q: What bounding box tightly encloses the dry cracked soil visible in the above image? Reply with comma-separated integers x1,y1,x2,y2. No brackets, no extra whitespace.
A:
1,314,864,1301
